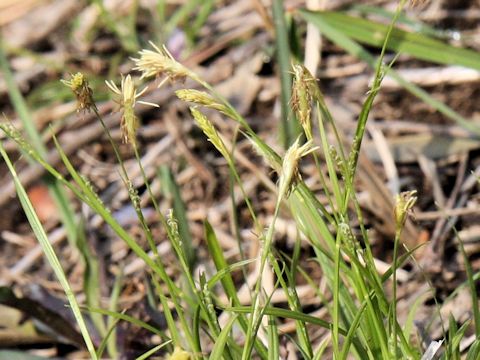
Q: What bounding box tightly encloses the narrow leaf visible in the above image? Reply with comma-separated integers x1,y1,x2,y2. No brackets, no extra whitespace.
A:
312,11,480,70
209,314,238,360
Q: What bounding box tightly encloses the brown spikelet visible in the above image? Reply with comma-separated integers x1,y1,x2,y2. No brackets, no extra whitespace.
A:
61,73,96,112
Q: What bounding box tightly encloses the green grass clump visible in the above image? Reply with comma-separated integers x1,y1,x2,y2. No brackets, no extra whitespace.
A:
1,1,479,359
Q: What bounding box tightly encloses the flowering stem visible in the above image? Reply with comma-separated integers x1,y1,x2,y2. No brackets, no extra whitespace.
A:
242,197,282,360
92,107,158,257
390,229,402,358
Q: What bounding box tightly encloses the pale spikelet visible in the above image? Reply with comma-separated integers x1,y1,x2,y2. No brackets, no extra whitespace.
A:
278,138,319,198
394,190,417,229
291,64,320,140
61,72,96,112
126,179,140,210
201,278,218,331
190,107,229,160
167,346,191,360
166,209,179,237
105,74,158,148
132,42,194,84
338,219,356,252
176,89,232,117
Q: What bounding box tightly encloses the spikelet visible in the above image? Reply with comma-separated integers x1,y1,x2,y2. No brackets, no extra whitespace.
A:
394,190,417,229
291,64,320,140
176,89,232,117
61,72,96,112
105,74,158,148
132,42,196,85
190,107,229,160
167,346,191,360
277,137,319,198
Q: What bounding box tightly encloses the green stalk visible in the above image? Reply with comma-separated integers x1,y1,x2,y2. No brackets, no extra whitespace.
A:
0,143,98,360
332,232,341,357
92,108,158,257
272,0,299,147
241,189,284,360
391,230,401,358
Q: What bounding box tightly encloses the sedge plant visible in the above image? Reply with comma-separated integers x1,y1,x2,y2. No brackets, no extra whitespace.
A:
2,1,479,359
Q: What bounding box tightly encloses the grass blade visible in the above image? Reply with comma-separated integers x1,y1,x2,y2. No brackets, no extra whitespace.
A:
135,340,172,360
87,307,163,337
351,4,449,39
192,305,202,356
267,315,280,360
227,305,345,334
207,258,255,290
76,219,107,341
272,0,300,147
466,339,480,360
95,316,121,359
0,40,44,156
0,143,97,360
160,165,195,268
209,314,238,360
204,221,240,303
204,221,267,358
298,9,480,135
187,0,216,44
455,230,480,337
313,11,480,70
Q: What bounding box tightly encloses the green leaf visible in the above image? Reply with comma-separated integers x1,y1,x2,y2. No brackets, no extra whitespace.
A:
209,314,238,360
160,166,195,268
456,230,480,337
267,315,279,360
96,316,121,359
272,0,300,147
135,340,172,360
310,11,480,70
205,221,240,303
86,307,164,337
351,4,448,40
0,143,97,360
226,305,346,335
299,9,480,135
207,258,255,290
466,339,480,360
192,305,202,356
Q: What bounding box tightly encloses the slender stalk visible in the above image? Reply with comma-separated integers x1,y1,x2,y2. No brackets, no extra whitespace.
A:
241,198,282,360
0,143,98,360
92,108,158,257
272,0,297,148
391,230,401,358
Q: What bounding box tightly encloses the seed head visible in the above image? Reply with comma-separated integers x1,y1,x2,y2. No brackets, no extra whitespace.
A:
167,346,191,360
278,138,319,198
105,74,158,148
394,190,417,229
291,64,320,139
176,89,231,117
132,42,194,85
61,72,96,112
190,107,229,160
